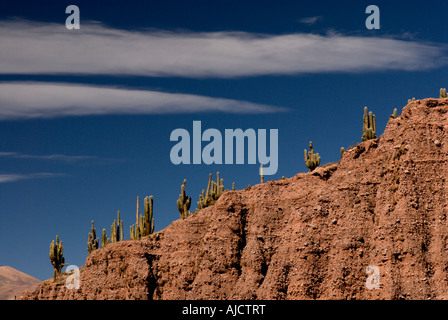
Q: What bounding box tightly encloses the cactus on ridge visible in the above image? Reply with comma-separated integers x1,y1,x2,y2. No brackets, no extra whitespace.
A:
362,106,376,141
130,195,155,240
87,220,99,255
49,235,67,282
110,210,123,243
197,172,225,210
304,141,321,172
389,108,397,119
102,228,110,247
177,179,191,219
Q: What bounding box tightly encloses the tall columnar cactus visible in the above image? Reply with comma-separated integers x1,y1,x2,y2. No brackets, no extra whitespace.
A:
144,196,155,236
389,108,397,119
110,210,123,243
260,165,264,184
304,141,321,172
212,172,224,201
197,172,225,209
362,106,376,142
130,196,141,240
340,147,345,159
102,228,110,247
177,179,191,219
130,225,137,240
197,175,210,210
49,235,67,282
111,221,116,243
87,220,99,255
440,88,447,99
130,195,154,240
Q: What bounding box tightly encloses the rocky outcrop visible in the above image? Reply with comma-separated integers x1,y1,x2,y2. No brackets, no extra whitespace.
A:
22,98,448,300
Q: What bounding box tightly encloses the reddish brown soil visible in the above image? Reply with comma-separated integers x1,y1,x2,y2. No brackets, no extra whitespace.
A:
21,98,448,300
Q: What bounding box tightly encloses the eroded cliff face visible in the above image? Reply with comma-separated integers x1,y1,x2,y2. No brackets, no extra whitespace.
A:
22,98,448,300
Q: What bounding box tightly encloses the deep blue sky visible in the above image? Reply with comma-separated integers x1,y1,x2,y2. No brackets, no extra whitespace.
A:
1,0,448,281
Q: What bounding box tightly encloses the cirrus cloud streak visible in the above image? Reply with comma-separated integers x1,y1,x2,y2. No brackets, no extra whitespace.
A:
0,82,285,120
0,19,446,78
0,173,66,184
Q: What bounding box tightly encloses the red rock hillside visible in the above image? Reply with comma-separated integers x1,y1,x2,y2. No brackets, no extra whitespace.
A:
21,97,448,300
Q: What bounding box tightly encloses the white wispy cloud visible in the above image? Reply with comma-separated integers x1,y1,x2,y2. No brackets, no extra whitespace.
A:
298,16,323,25
0,82,284,120
0,152,99,162
0,173,66,184
0,19,446,78
0,151,122,165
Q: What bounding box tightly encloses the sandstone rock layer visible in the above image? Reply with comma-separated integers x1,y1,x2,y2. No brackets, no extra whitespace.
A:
22,98,448,300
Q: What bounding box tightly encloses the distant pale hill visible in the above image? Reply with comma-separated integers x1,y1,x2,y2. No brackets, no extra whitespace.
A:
0,266,41,300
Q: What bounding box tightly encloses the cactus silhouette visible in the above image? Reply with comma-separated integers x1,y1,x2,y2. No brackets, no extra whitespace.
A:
197,172,225,209
143,196,155,236
177,179,191,219
304,141,321,172
130,195,155,239
362,106,376,141
110,210,123,243
49,235,67,282
102,228,110,247
389,108,397,119
130,196,141,240
87,220,99,255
